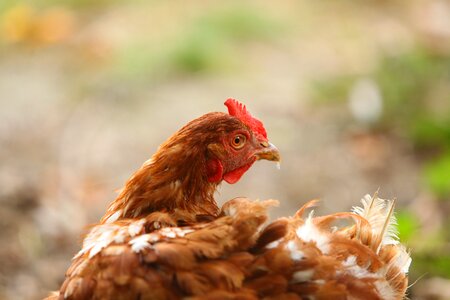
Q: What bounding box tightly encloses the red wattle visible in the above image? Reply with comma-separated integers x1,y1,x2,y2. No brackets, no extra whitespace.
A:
223,161,255,184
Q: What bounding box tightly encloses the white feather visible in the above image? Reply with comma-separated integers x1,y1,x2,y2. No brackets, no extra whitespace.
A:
286,240,304,260
296,210,330,254
130,235,152,253
128,219,145,237
390,244,412,274
342,255,378,279
352,193,399,249
374,280,396,300
291,269,314,283
104,210,122,223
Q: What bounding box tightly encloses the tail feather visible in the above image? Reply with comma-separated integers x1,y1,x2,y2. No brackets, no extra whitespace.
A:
278,193,410,299
352,194,400,252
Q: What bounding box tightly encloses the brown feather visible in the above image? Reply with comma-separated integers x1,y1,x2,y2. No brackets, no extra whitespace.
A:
53,196,410,300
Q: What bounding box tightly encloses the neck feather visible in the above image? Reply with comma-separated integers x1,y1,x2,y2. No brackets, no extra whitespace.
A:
100,136,220,224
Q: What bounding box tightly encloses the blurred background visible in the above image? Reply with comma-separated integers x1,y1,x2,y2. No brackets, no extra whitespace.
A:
0,0,449,299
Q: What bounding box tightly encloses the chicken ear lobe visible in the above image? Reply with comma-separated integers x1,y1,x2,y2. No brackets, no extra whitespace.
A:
206,159,223,183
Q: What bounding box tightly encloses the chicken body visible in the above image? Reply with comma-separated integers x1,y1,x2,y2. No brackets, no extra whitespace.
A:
49,100,410,300
53,196,410,300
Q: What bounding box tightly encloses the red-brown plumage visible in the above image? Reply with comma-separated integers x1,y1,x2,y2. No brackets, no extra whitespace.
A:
99,101,279,226
47,101,410,300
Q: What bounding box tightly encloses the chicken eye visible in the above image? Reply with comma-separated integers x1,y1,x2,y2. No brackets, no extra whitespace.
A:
231,134,246,149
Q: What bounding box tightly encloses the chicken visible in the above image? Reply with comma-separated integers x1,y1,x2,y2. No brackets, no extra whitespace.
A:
48,99,410,300
100,98,280,226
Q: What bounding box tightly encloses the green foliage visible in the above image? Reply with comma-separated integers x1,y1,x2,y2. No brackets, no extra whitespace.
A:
112,42,166,79
375,50,450,145
396,210,450,277
311,49,450,134
424,153,450,199
377,50,444,114
167,26,227,74
396,212,450,278
396,210,419,243
410,117,450,150
412,253,450,278
311,47,450,201
113,5,283,78
311,77,353,104
0,0,16,13
167,6,281,74
195,6,281,41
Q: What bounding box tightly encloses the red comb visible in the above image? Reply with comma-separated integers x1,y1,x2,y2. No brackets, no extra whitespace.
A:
224,98,267,139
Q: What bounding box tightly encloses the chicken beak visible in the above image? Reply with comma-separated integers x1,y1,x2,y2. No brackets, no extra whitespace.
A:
255,141,280,162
